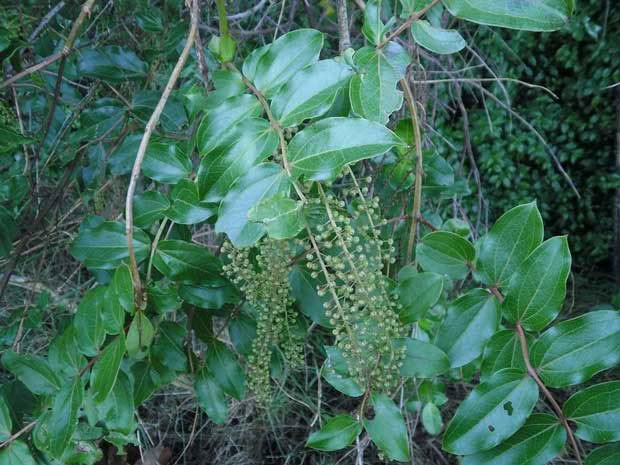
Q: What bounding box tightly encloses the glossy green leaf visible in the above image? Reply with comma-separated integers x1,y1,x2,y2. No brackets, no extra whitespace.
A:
195,367,228,425
61,439,103,465
396,271,443,323
289,265,331,327
126,313,154,360
503,236,571,331
165,179,215,225
322,346,364,397
49,326,86,377
481,330,529,380
197,118,277,202
531,310,620,388
563,381,620,443
90,334,125,403
148,282,182,314
442,0,571,32
306,415,362,451
363,393,410,462
133,191,169,230
216,163,290,247
73,287,106,357
77,46,148,81
102,265,132,335
207,341,246,400
435,289,499,368
0,441,35,465
196,94,262,156
422,402,443,436
142,139,192,184
585,444,620,465
47,378,83,458
288,117,404,181
248,194,305,240
0,205,15,258
476,202,544,287
131,361,156,405
461,413,566,465
442,369,539,455
211,70,246,102
179,284,239,310
131,91,187,132
70,219,151,270
416,231,475,279
97,370,135,434
151,321,187,373
349,42,409,124
0,397,12,441
271,59,354,127
394,338,450,378
153,240,225,285
136,8,164,32
362,0,389,45
412,21,466,54
108,133,142,176
229,313,256,355
250,29,323,98
1,351,61,396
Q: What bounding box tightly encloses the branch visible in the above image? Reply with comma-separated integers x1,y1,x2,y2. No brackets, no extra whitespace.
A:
515,323,583,465
125,0,199,305
337,0,351,54
377,0,440,49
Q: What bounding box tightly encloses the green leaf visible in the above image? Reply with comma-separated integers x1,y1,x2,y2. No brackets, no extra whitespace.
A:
47,378,84,458
476,202,544,287
215,163,290,247
152,321,187,373
1,351,61,396
306,415,362,451
61,439,103,465
77,46,148,81
249,29,324,98
563,381,620,443
211,70,246,102
142,139,192,184
0,397,12,441
196,94,262,157
394,338,450,378
412,21,466,54
207,341,246,400
102,265,132,335
126,313,154,360
271,59,354,127
197,118,277,202
195,367,228,425
481,330,529,380
49,326,86,378
0,205,16,258
434,289,499,368
416,231,475,279
362,0,389,45
131,92,187,132
165,179,215,225
396,271,443,322
229,313,256,355
0,441,35,465
461,413,566,465
349,42,410,124
503,236,571,331
133,191,170,230
179,284,239,310
153,240,225,285
422,402,443,436
73,287,106,357
585,444,620,465
97,370,135,434
288,117,404,181
442,0,571,32
131,361,156,405
289,265,331,327
71,219,151,270
147,282,181,314
364,393,410,462
322,346,364,397
90,334,125,403
531,310,620,388
248,194,305,240
442,369,539,455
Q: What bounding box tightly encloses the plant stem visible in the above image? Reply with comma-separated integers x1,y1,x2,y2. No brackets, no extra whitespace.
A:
376,0,440,49
402,76,424,264
515,322,583,465
125,0,199,306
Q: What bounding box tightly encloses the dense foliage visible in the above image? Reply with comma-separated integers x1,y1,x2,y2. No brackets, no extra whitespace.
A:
0,1,618,465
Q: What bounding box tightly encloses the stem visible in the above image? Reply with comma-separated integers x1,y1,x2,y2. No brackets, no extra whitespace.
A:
337,0,351,54
125,0,199,306
0,420,37,449
376,0,440,49
226,62,307,203
216,0,229,37
402,77,424,264
515,323,583,465
146,218,168,283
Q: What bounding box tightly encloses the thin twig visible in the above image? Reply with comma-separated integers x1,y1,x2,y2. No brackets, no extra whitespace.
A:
337,0,351,54
0,420,37,449
28,1,66,42
377,0,440,49
125,0,199,305
413,77,558,99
